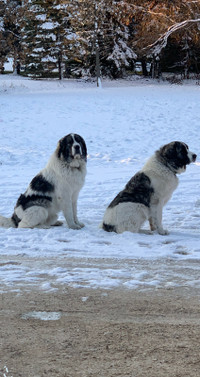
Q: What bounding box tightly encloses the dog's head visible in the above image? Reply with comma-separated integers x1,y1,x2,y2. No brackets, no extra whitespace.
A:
57,133,87,164
157,141,197,174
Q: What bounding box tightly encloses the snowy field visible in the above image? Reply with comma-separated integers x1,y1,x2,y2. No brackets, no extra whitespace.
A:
0,74,200,292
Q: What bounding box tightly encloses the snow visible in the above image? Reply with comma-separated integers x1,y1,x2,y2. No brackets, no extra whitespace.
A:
4,58,13,72
0,74,200,293
22,311,62,321
41,21,59,30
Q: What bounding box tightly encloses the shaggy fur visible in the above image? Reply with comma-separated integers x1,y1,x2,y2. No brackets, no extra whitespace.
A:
0,133,87,229
101,141,197,235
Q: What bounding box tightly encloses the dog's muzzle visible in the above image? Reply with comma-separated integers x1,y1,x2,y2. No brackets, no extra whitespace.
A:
72,144,82,158
192,153,197,162
188,151,197,163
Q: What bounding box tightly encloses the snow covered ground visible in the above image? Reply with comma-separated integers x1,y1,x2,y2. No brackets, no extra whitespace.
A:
0,74,200,292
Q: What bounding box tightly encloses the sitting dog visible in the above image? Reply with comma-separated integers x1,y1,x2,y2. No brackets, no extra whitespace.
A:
0,133,87,229
101,141,197,235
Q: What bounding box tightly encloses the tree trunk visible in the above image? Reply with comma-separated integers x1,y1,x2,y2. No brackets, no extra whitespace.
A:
94,1,101,87
141,58,148,76
58,55,63,80
95,38,101,87
12,52,20,75
151,57,160,79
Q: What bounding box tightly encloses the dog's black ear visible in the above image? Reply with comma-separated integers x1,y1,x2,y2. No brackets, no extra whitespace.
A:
57,135,73,160
173,141,187,158
159,142,175,161
74,134,87,161
159,141,184,161
81,138,87,161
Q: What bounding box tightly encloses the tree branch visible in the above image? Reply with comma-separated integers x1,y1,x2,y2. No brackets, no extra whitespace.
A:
145,18,200,56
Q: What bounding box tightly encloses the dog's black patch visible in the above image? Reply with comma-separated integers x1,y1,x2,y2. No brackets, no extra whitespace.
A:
157,141,196,173
108,172,154,209
57,134,73,161
30,174,54,193
11,213,21,227
102,222,117,233
16,194,52,211
74,134,87,161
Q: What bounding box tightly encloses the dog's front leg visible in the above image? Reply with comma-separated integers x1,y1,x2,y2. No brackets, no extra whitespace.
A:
149,202,169,235
72,192,84,228
61,197,82,230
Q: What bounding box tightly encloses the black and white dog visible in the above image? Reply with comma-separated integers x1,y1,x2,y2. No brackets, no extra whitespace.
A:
0,133,87,229
101,141,197,235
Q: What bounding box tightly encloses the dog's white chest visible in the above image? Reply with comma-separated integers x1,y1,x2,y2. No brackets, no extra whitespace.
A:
150,171,178,204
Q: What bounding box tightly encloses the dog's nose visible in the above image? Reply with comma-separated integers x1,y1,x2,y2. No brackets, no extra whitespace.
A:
192,154,197,162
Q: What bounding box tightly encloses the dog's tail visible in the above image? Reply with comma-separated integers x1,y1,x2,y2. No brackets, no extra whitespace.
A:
0,215,16,228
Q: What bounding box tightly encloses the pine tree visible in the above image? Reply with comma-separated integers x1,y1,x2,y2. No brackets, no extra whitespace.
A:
0,0,6,73
106,22,137,78
73,0,137,80
2,0,25,74
22,0,76,79
1,0,200,79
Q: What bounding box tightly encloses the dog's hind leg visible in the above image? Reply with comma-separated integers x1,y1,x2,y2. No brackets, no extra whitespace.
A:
18,206,49,228
46,214,63,227
116,203,149,233
51,220,63,226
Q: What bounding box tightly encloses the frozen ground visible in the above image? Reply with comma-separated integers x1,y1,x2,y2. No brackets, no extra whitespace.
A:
0,74,200,292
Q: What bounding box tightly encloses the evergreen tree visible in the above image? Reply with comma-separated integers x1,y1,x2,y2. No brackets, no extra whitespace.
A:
0,0,6,73
1,0,200,78
22,0,76,79
2,0,24,74
73,0,137,79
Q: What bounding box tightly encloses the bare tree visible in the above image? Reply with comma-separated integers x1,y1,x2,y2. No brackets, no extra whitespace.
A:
147,18,200,57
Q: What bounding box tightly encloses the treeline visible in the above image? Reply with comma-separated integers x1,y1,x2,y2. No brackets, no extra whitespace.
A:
0,0,200,79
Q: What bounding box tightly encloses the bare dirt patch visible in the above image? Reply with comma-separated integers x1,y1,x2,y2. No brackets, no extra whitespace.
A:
1,286,200,377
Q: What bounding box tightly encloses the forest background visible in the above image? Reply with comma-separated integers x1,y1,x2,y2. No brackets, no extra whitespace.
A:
1,0,200,80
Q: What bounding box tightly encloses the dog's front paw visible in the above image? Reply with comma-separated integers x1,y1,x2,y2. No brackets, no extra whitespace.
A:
158,228,169,235
69,223,82,230
76,221,85,228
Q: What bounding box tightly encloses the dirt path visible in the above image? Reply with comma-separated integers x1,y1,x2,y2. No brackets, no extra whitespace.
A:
1,286,200,377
